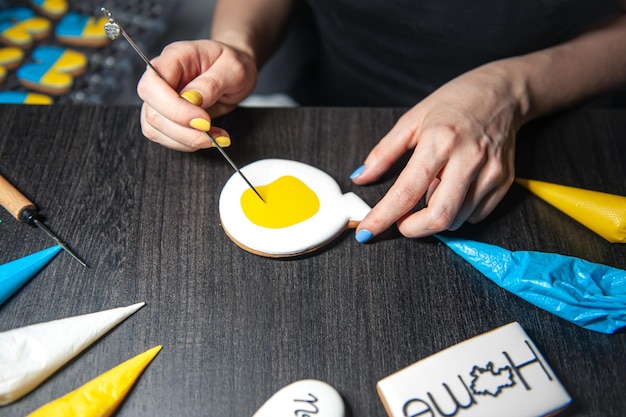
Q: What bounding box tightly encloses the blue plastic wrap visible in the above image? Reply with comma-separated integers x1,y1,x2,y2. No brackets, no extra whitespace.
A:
436,235,626,334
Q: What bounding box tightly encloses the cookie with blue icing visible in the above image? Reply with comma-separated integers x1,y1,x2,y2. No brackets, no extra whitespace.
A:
17,46,87,95
29,0,68,19
0,91,53,105
56,13,110,47
0,7,51,47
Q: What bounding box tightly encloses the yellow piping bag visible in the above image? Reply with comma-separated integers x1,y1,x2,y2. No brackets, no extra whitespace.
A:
27,345,162,417
516,178,626,243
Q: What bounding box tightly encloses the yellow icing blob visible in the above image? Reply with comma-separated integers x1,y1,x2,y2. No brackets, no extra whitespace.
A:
241,175,320,228
83,17,109,40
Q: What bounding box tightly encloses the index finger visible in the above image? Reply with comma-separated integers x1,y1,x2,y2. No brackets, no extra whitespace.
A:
355,146,445,242
137,63,213,131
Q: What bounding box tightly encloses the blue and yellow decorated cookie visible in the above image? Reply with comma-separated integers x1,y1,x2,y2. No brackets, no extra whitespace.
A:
0,91,53,105
17,46,87,95
0,7,51,47
0,46,24,69
0,47,25,84
29,0,69,19
56,13,110,47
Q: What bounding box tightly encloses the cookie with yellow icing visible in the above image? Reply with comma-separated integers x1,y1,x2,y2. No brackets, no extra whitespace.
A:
17,46,87,95
0,7,51,48
56,13,110,47
0,46,24,70
0,91,53,105
219,158,371,257
0,47,24,84
29,0,69,19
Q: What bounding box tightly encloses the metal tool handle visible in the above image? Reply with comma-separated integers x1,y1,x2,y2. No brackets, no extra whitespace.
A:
0,174,36,222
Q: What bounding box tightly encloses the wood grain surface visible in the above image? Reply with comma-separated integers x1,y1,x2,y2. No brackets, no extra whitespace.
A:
0,105,624,417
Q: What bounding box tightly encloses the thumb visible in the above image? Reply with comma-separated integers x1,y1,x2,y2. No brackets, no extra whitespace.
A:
178,51,258,117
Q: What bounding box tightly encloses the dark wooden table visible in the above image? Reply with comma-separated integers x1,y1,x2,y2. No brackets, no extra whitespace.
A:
0,105,624,417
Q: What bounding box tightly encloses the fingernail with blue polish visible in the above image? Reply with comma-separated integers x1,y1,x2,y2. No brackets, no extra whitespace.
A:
350,164,365,180
355,229,374,243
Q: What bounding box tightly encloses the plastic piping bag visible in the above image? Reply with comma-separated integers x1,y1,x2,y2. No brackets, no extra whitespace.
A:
516,178,626,243
0,245,61,306
27,346,162,417
436,235,626,334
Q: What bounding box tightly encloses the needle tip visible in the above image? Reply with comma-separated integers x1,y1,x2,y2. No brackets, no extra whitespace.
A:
32,219,87,268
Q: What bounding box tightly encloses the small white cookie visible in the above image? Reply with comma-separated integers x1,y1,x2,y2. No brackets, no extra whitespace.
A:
253,379,345,417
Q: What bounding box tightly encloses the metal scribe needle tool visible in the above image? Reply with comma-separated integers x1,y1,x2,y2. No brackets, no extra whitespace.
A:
101,7,265,202
0,174,87,267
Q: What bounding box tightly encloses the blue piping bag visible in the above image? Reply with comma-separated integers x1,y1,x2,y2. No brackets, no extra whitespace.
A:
435,235,626,334
0,245,62,306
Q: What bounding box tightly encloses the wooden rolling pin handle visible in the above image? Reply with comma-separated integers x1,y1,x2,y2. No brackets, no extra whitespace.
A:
0,174,37,222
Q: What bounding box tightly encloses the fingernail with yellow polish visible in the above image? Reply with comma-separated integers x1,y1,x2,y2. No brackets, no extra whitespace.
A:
181,90,203,106
190,117,211,131
214,135,231,147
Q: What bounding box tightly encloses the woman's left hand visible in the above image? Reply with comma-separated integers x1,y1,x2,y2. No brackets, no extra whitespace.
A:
352,62,527,241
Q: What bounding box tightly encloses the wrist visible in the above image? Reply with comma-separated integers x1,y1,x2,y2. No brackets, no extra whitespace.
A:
481,59,533,124
211,30,259,65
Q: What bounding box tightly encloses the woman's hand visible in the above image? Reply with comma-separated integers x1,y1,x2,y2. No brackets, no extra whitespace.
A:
137,40,258,152
353,8,626,242
352,62,526,241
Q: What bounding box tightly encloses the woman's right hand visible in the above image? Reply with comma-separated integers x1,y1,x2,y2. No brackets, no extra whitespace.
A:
137,40,258,152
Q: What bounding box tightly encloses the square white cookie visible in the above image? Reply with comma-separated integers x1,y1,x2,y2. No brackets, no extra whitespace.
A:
377,322,570,417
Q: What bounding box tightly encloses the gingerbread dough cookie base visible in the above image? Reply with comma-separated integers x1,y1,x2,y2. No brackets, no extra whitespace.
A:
219,159,371,257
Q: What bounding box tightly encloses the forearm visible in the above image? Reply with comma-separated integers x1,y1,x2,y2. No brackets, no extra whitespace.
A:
211,0,294,68
493,11,626,122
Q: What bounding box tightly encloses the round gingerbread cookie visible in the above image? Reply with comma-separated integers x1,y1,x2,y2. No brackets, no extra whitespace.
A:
219,159,371,257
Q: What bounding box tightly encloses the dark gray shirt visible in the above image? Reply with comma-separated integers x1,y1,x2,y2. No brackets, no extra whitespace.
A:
295,0,621,106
